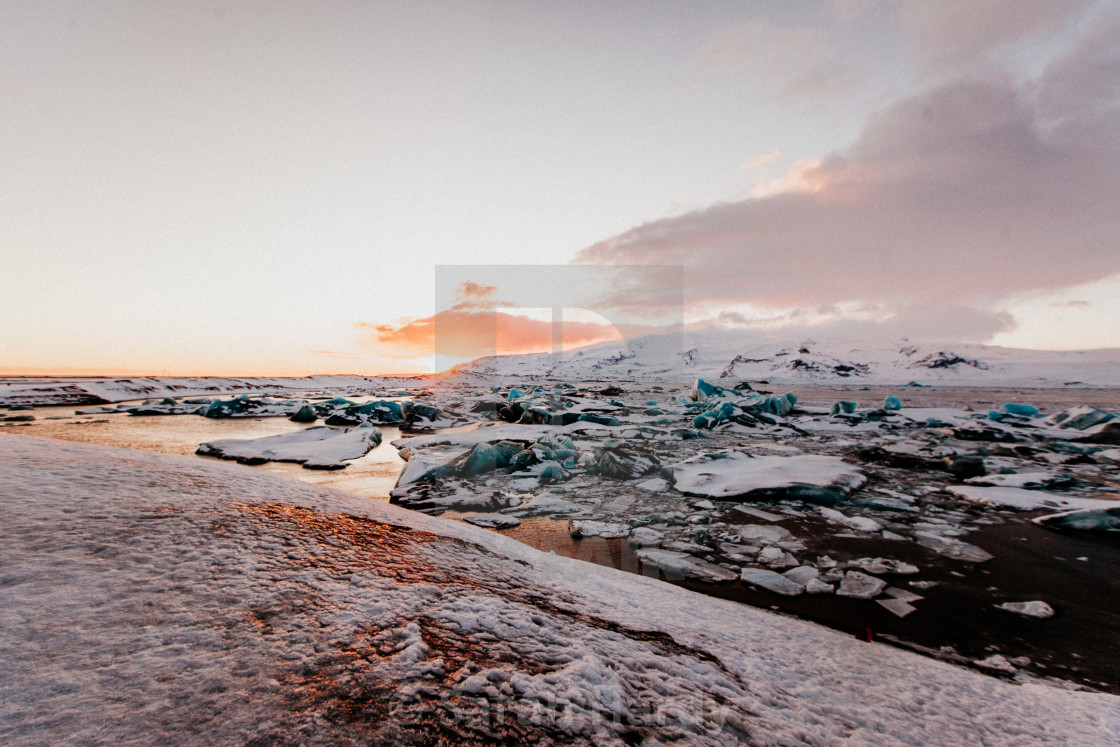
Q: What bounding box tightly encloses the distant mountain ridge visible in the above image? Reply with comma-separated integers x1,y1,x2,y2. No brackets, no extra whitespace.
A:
449,328,1120,387
4,329,1118,407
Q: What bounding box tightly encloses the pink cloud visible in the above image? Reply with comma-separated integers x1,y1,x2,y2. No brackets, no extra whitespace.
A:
576,15,1120,341
899,0,1096,71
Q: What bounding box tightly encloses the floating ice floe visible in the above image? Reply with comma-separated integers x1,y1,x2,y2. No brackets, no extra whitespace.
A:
975,654,1019,673
196,425,381,469
464,514,522,529
635,549,739,583
818,507,882,532
962,471,1070,489
877,598,917,617
500,492,583,518
741,568,803,596
847,557,920,575
914,531,993,562
836,571,887,599
945,485,1118,512
997,600,1055,618
782,565,820,586
628,526,665,547
739,524,793,543
569,519,631,539
1033,506,1120,532
668,451,865,504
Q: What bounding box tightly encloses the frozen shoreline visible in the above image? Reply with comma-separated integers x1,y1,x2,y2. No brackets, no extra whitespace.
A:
2,433,1119,745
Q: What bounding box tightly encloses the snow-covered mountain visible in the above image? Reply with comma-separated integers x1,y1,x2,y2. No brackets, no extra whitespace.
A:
449,328,1120,387
5,329,1117,407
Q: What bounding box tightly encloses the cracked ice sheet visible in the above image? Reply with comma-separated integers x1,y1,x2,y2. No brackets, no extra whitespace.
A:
2,434,1119,746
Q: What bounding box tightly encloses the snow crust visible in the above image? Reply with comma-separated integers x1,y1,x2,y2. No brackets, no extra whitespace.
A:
3,434,1120,745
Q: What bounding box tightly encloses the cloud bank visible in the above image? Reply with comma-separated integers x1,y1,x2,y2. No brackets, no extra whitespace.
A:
578,10,1120,341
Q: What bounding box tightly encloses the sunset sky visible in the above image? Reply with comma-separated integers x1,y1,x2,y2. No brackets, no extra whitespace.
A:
2,1,1118,376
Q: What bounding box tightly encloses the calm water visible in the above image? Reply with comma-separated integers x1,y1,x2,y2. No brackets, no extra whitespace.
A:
4,403,408,500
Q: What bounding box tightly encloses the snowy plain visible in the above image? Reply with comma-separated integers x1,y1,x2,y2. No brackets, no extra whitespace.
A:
2,433,1119,745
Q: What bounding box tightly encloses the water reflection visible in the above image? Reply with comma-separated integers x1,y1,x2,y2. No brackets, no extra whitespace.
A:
7,402,406,502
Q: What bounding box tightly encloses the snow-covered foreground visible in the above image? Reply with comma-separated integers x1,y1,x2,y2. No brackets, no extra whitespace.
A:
2,434,1118,745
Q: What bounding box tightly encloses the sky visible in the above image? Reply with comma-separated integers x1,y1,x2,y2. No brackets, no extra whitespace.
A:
1,0,1117,376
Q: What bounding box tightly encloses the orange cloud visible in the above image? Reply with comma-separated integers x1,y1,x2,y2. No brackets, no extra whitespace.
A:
357,310,626,360
449,281,503,310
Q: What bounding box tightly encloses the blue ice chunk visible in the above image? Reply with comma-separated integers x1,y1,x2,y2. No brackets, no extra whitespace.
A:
644,400,658,406
357,400,405,422
577,413,620,426
693,413,714,429
460,443,500,476
609,398,626,407
290,405,318,423
988,410,1005,421
508,388,525,401
203,398,251,418
759,394,794,417
538,462,567,483
830,401,859,416
1002,403,1040,417
406,402,444,422
883,396,902,411
691,378,717,401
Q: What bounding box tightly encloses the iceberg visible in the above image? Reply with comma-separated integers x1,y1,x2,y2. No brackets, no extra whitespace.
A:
689,378,719,402
289,404,318,423
830,400,859,416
